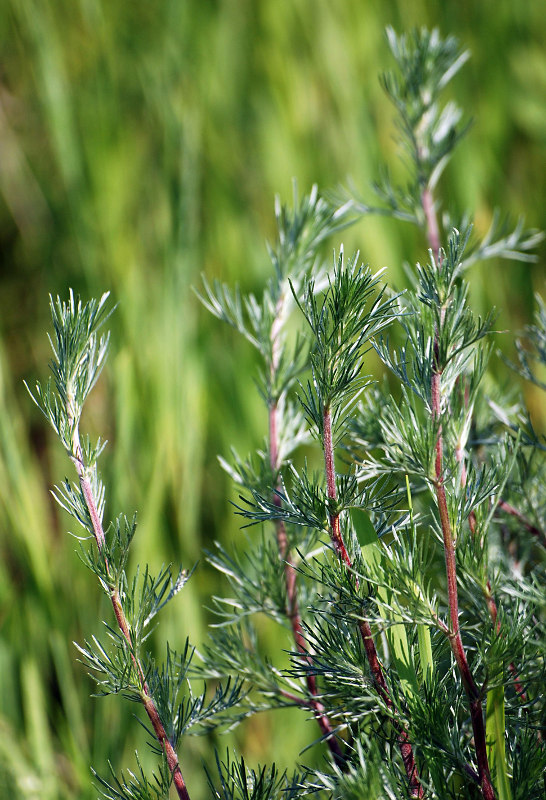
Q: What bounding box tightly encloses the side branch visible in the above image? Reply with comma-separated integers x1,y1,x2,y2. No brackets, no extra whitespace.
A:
496,499,546,547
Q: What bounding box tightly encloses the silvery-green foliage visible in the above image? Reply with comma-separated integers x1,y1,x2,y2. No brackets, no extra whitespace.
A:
30,25,545,800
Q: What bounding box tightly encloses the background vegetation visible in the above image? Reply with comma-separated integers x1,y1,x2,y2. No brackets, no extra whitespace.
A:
0,1,544,798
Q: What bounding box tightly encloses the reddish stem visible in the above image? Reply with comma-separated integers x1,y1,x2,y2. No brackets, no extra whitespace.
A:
269,301,345,767
72,449,190,800
430,343,495,798
322,407,352,569
80,474,106,551
484,580,529,708
421,186,441,263
456,375,531,720
322,404,424,797
358,617,423,796
423,175,496,799
270,400,345,767
496,500,546,547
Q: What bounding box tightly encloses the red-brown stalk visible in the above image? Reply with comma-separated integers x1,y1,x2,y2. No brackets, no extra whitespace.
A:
424,186,496,800
72,443,190,800
496,500,546,547
322,404,424,798
456,386,529,710
269,305,345,768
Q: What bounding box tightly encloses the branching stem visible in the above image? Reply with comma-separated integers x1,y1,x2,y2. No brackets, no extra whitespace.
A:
269,303,345,768
71,427,191,800
432,373,495,800
427,194,496,800
322,403,424,798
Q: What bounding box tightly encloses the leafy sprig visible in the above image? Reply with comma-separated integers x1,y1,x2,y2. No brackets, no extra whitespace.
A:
28,292,243,800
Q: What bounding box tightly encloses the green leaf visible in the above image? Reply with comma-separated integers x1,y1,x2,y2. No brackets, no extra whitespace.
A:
352,510,420,702
353,508,379,551
486,679,512,800
405,475,434,689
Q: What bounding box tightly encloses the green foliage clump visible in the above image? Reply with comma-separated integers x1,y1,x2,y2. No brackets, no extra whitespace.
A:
27,24,545,800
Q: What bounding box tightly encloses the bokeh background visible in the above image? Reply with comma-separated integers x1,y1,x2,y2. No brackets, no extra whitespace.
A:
0,0,544,798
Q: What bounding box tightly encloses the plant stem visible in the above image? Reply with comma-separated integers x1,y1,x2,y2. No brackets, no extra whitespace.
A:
496,499,546,547
421,186,441,263
425,192,496,800
322,404,424,798
269,305,345,768
323,407,352,569
456,399,528,713
70,430,191,800
431,384,495,800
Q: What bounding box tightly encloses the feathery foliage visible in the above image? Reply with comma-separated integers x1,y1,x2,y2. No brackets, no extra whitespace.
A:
200,25,545,800
28,25,544,800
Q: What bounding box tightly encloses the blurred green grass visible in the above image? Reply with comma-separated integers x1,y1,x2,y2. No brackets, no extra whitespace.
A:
0,0,544,797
